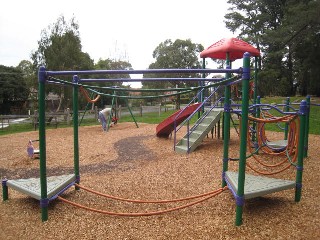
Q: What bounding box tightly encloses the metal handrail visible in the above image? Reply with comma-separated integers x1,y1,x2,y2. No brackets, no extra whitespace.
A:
173,86,224,152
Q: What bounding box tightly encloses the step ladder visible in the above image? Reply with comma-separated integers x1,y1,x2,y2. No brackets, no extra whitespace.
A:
175,108,222,153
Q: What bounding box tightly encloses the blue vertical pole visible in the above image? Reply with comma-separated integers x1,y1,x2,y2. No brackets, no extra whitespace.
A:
38,66,48,221
255,96,261,150
222,53,231,187
73,75,80,189
201,57,206,108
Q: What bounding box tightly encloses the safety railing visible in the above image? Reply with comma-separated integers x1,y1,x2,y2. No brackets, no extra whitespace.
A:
173,86,224,152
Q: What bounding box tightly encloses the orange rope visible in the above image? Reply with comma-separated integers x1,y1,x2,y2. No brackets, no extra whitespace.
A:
57,186,228,217
248,134,289,168
248,114,294,123
245,115,300,175
252,114,298,155
257,117,299,156
79,86,100,103
246,161,293,175
74,183,222,203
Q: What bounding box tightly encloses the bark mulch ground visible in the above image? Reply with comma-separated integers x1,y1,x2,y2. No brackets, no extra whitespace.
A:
0,123,319,239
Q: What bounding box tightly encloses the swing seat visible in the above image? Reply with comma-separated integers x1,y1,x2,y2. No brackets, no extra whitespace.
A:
224,171,296,199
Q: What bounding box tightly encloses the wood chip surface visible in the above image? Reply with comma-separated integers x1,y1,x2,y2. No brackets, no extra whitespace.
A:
0,122,319,239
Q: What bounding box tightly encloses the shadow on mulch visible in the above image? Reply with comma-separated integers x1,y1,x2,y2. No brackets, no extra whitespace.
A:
0,135,156,179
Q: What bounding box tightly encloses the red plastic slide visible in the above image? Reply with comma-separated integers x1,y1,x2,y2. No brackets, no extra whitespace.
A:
156,103,201,138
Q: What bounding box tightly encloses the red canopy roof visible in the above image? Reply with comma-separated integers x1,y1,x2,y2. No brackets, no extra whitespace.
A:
200,38,260,61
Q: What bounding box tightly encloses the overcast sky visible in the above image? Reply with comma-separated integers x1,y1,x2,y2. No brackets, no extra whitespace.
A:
0,0,236,86
0,0,235,87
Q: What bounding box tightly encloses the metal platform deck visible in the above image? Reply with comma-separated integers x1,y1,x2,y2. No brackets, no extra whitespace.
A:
225,171,296,199
267,139,288,149
6,174,76,200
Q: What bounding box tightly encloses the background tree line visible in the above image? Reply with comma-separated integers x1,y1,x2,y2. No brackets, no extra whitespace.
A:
225,0,320,97
1,0,319,114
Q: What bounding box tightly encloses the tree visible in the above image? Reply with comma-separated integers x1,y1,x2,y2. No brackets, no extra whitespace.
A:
225,0,320,96
282,0,320,96
225,0,287,96
16,60,38,111
0,65,29,114
31,15,94,111
143,39,204,108
257,0,320,96
92,58,132,108
17,60,35,88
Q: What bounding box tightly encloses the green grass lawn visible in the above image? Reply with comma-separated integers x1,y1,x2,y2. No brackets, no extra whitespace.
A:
0,110,178,136
118,110,177,124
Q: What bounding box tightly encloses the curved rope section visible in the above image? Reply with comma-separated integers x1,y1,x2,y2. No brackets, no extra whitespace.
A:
248,114,298,154
57,186,228,217
74,183,222,203
79,86,101,103
245,113,300,175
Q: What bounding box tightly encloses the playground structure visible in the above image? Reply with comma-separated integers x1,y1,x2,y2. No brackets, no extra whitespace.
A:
1,38,310,226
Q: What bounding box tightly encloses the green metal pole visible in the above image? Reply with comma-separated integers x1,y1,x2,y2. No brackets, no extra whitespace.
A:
255,96,261,151
73,75,80,189
222,53,231,187
295,100,307,202
2,179,8,201
38,66,48,221
79,91,95,126
128,104,139,128
304,96,310,158
256,96,261,118
284,97,290,140
106,91,116,131
235,52,251,226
